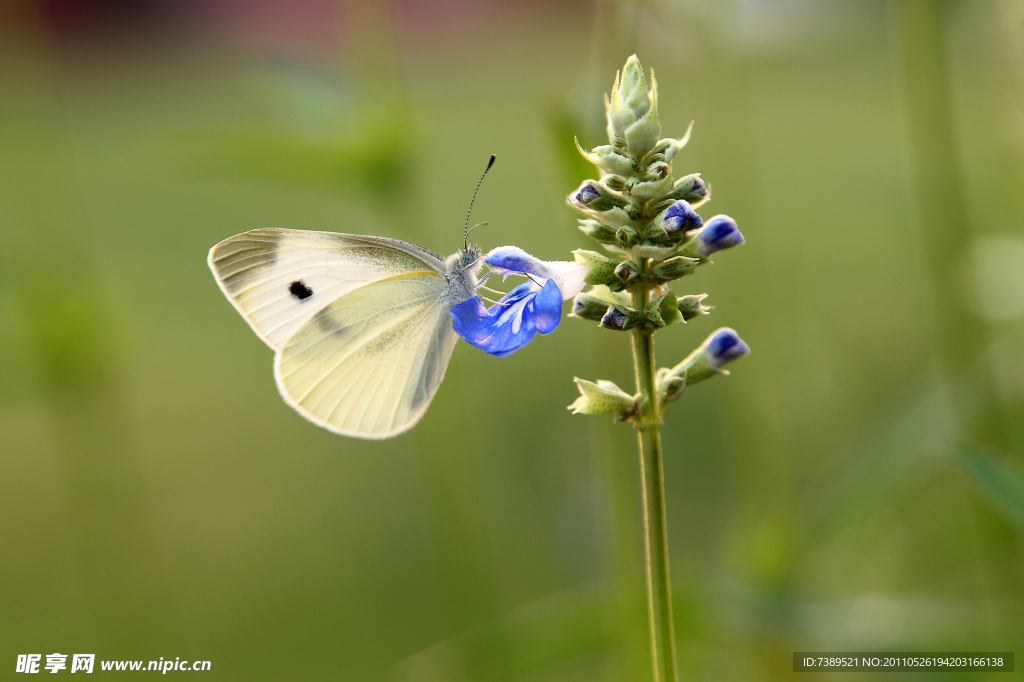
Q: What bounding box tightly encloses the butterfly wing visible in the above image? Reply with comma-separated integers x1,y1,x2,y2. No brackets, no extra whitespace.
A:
273,271,458,439
208,228,448,351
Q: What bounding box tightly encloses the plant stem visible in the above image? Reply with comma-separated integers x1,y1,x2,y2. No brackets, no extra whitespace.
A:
630,283,678,682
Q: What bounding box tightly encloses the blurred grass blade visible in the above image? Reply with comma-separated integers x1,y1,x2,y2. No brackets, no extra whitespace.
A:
958,446,1024,533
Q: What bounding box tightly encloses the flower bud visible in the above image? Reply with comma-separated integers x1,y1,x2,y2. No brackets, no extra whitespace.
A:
632,242,681,260
574,138,636,176
628,162,673,200
603,174,627,192
656,327,750,403
571,293,612,322
705,327,750,368
661,173,709,206
676,293,712,321
599,304,641,330
569,182,637,229
570,284,630,323
567,377,637,420
614,225,639,248
659,201,703,238
577,219,617,243
650,255,699,282
693,215,745,257
605,55,662,159
569,181,625,211
572,249,619,285
613,259,641,284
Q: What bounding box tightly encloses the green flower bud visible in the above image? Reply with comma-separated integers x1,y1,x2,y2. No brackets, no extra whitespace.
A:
570,284,631,322
614,225,639,248
628,162,673,200
605,55,662,159
632,242,681,260
577,219,617,244
603,174,627,192
614,259,641,284
570,294,612,322
625,73,661,160
650,255,699,281
572,249,619,285
650,139,673,156
660,173,709,207
676,293,712,321
567,377,637,420
574,138,636,176
569,180,626,212
569,182,638,230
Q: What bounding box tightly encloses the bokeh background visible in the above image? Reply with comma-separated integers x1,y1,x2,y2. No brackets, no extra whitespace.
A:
3,0,1024,679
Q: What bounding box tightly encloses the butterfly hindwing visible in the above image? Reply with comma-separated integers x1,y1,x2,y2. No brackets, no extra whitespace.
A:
273,270,458,439
208,228,448,351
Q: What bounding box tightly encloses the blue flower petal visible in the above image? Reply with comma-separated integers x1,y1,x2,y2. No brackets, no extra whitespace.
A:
660,200,703,236
451,279,563,357
532,278,562,333
483,246,548,279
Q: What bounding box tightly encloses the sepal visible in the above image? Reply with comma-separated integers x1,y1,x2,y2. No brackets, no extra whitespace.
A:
572,249,620,285
676,293,712,321
663,121,694,163
650,255,699,282
657,291,684,326
574,138,636,176
644,291,668,327
577,219,617,244
567,377,637,421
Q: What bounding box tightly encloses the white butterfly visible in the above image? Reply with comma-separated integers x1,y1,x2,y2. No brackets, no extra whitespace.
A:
208,227,486,439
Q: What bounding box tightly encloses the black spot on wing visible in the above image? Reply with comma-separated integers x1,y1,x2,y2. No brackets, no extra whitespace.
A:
289,280,313,301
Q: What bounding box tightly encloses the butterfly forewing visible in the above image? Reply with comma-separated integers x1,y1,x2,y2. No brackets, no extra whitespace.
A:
208,228,447,351
273,271,458,438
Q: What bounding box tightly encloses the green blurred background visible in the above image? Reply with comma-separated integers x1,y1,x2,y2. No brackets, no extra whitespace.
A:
2,0,1024,679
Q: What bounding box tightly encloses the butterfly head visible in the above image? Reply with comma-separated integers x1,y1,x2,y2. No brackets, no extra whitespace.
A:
449,244,483,277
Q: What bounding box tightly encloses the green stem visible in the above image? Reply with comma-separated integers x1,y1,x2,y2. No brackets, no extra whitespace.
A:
630,283,678,682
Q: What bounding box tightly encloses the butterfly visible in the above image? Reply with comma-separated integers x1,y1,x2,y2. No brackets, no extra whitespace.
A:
208,225,487,439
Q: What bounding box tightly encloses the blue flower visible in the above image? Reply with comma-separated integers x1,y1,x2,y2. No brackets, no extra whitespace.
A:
450,246,588,357
695,215,745,257
705,327,750,368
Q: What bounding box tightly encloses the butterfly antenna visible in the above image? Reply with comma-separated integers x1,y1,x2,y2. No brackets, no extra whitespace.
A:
464,154,496,249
